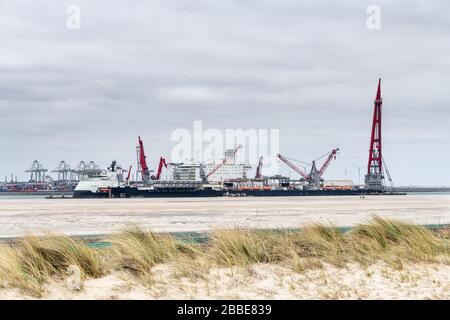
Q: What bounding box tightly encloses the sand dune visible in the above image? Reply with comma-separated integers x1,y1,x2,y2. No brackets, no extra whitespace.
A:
1,262,450,300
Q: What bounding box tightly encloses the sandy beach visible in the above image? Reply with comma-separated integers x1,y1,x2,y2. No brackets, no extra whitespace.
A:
0,194,449,237
2,262,450,300
1,207,450,300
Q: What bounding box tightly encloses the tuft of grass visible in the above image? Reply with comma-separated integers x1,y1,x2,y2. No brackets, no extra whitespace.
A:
0,244,23,288
110,227,177,277
210,229,286,266
0,234,102,297
353,215,434,247
284,216,450,271
287,224,347,268
172,255,211,280
349,215,448,263
19,234,103,280
0,244,47,296
296,225,345,255
285,249,323,273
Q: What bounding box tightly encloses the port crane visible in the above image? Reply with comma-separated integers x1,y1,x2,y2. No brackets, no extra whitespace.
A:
277,148,340,188
206,145,242,179
255,156,263,179
125,165,132,183
365,78,385,191
137,136,150,181
151,157,168,180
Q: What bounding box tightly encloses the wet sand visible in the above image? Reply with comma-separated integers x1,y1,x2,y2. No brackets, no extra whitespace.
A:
0,195,449,237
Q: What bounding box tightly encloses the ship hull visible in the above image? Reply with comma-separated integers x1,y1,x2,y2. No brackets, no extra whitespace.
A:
73,187,367,198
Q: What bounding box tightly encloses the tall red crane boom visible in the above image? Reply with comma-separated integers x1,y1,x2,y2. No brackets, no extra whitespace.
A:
151,157,167,180
138,136,150,181
126,165,132,182
276,153,309,179
367,79,383,175
364,78,385,191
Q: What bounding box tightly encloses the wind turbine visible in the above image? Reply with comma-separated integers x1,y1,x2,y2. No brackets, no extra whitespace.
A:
342,165,349,178
353,164,363,186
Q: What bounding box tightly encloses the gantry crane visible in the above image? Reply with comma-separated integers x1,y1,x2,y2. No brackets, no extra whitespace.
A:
277,148,340,188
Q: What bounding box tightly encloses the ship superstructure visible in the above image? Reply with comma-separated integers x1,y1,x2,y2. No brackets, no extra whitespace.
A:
204,148,252,182
73,161,125,197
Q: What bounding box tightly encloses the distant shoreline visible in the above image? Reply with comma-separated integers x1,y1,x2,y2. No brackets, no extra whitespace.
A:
394,187,450,193
0,191,73,196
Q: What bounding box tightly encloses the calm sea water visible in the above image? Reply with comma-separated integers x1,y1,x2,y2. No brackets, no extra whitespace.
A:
406,192,450,196
0,194,51,200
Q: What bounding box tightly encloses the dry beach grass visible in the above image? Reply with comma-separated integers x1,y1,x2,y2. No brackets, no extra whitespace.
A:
1,215,450,299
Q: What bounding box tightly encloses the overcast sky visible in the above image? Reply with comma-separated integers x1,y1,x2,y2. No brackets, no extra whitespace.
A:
0,0,449,186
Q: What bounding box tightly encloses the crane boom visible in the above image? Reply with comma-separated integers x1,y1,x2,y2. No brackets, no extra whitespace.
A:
151,157,168,180
126,165,132,182
277,153,309,179
206,159,226,178
138,136,150,181
318,148,340,177
206,145,242,178
255,156,263,179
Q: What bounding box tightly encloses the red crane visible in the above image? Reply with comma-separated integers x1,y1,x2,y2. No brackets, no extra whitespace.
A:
317,148,340,176
151,157,168,180
276,153,309,179
138,136,150,181
277,148,339,188
125,165,132,183
365,78,384,191
255,156,264,179
206,145,242,179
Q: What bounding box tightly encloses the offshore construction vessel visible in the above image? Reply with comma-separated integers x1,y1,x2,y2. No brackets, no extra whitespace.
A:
73,79,395,199
73,155,363,199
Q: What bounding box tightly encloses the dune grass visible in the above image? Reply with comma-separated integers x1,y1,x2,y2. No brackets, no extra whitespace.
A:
349,216,448,265
20,234,103,278
109,226,179,277
289,224,348,267
0,216,449,297
0,244,25,289
0,234,103,296
210,229,287,266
